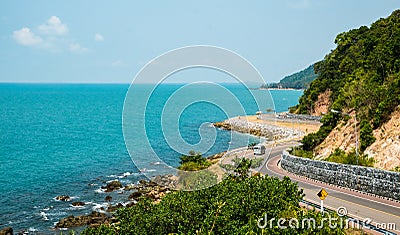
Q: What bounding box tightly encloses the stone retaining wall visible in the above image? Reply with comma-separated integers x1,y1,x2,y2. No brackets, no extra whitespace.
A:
281,151,400,201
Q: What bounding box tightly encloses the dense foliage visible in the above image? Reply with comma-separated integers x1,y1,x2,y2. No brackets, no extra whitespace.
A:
292,10,400,160
264,64,318,89
82,159,346,234
178,151,212,171
301,112,340,152
325,149,374,167
295,10,400,125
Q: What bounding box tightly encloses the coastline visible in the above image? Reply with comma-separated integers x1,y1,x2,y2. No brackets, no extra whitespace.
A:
51,114,321,232
213,115,321,140
250,87,304,91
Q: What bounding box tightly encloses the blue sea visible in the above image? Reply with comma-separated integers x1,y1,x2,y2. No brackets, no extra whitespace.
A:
0,83,302,233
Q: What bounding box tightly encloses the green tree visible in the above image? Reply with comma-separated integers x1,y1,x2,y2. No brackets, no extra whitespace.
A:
359,119,376,151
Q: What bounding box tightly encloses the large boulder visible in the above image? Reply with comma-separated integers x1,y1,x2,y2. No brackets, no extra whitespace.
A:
0,227,13,235
106,203,123,212
71,201,85,207
55,211,111,228
128,191,142,201
101,180,123,192
55,195,71,201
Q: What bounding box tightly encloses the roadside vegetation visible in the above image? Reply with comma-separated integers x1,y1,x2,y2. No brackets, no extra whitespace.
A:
325,149,374,167
393,166,400,172
82,158,347,234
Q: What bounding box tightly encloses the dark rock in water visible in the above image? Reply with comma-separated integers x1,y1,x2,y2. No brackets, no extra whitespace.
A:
55,211,111,228
55,195,71,201
124,184,136,191
101,180,123,192
128,191,142,201
139,179,147,185
106,203,123,212
72,201,85,207
0,227,13,235
105,195,112,202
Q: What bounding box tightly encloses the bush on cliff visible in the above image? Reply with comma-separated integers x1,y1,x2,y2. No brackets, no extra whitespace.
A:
325,148,374,167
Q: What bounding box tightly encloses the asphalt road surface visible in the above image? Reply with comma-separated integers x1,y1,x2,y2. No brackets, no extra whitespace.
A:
254,141,400,234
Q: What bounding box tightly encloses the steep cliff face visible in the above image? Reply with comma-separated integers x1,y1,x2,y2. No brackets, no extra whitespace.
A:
315,108,400,170
365,106,400,170
315,111,357,159
311,89,331,116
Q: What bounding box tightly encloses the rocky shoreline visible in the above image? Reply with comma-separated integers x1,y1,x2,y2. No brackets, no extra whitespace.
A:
214,116,303,139
54,174,177,230
1,117,298,234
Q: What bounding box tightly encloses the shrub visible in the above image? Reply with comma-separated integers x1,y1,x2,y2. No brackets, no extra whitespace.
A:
359,119,376,152
325,148,374,167
178,151,211,171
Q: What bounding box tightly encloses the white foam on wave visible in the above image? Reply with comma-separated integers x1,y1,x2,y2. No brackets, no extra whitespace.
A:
45,211,68,217
94,187,106,193
53,222,68,231
122,201,137,206
69,205,85,210
40,211,49,221
151,161,162,165
92,202,109,212
28,227,38,232
118,172,132,178
53,196,78,202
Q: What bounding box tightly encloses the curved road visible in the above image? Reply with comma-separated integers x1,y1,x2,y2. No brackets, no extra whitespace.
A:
255,141,400,234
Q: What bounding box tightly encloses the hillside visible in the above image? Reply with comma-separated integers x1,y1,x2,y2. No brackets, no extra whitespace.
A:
293,9,400,170
265,64,318,89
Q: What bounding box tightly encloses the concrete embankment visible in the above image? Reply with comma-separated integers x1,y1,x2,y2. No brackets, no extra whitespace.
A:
213,116,304,140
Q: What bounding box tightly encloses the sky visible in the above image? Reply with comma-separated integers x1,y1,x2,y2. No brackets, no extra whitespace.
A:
0,0,399,84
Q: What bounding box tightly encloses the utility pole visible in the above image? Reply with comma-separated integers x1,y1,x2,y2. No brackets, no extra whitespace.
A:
354,114,358,164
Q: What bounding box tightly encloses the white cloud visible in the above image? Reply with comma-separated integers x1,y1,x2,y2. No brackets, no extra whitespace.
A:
69,43,88,53
13,27,43,46
38,16,68,35
94,33,104,41
13,16,89,54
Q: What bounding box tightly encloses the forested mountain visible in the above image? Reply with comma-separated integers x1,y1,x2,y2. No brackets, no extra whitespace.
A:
265,64,318,89
292,10,400,162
